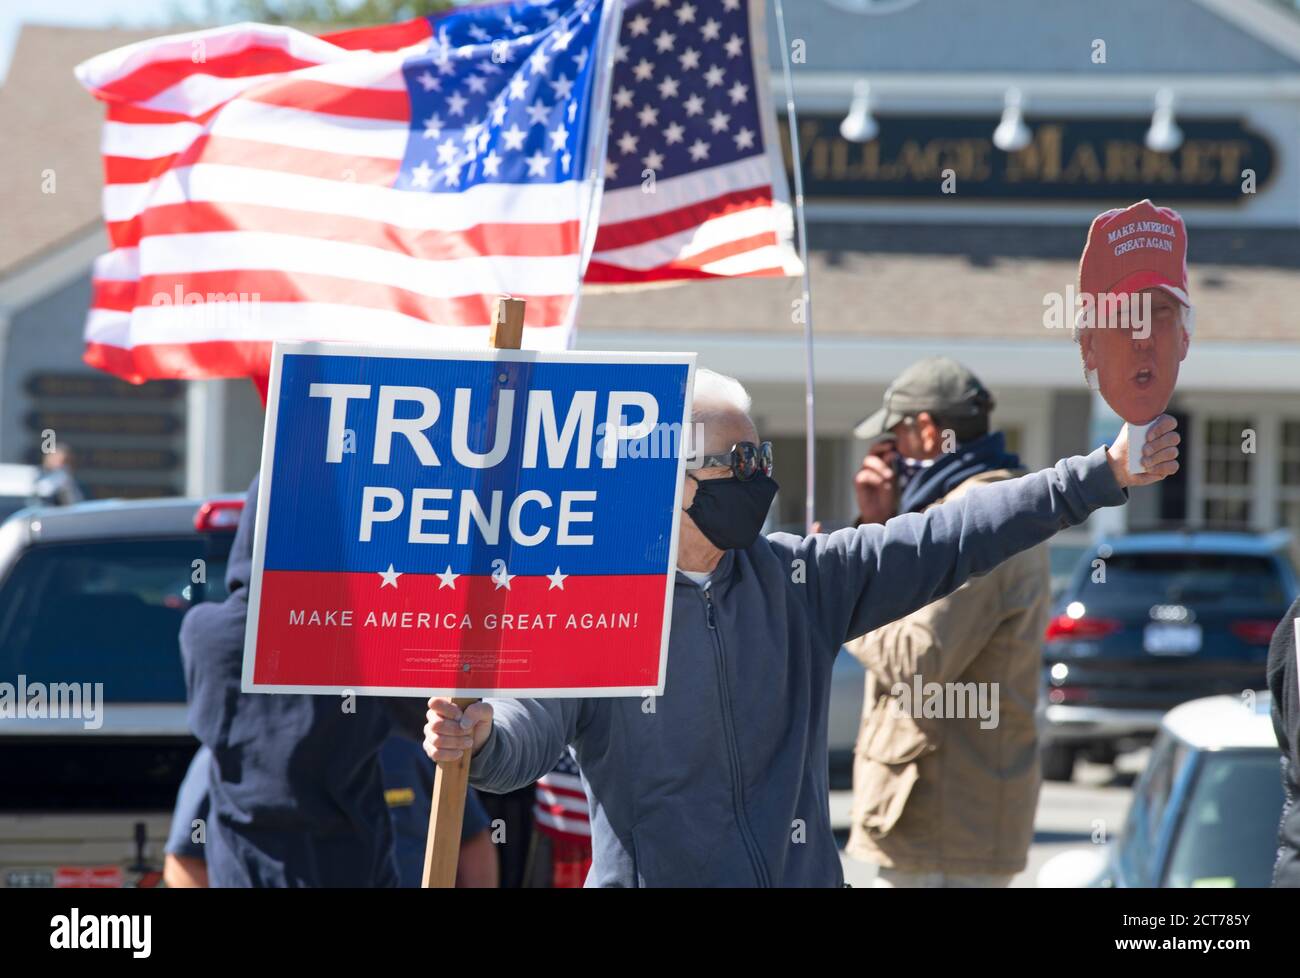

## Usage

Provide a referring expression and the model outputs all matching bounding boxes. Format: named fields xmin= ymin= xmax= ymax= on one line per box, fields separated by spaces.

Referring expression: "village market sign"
xmin=782 ymin=114 xmax=1275 ymax=202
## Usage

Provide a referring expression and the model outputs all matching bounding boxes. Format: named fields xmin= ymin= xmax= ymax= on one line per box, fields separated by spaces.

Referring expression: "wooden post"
xmin=421 ymin=295 xmax=526 ymax=888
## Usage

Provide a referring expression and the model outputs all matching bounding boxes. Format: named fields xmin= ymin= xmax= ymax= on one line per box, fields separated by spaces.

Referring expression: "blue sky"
xmin=0 ymin=0 xmax=211 ymax=82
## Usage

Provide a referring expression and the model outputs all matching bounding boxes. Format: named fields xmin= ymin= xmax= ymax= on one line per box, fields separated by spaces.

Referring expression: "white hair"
xmin=691 ymin=367 xmax=752 ymax=418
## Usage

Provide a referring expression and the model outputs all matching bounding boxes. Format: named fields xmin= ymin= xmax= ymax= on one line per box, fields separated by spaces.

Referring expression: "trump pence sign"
xmin=243 ymin=343 xmax=695 ymax=698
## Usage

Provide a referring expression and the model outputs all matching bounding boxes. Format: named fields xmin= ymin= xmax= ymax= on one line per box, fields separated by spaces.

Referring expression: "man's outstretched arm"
xmin=797 ymin=417 xmax=1178 ymax=649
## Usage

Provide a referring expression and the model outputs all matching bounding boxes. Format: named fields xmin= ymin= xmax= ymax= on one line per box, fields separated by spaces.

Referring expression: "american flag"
xmin=76 ymin=0 xmax=797 ymax=385
xmin=588 ymin=0 xmax=798 ymax=282
xmin=76 ymin=0 xmax=619 ymax=382
xmin=534 ymin=749 xmax=592 ymax=842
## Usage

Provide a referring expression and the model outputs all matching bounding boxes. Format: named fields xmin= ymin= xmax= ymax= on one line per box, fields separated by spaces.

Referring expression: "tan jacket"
xmin=844 ymin=468 xmax=1050 ymax=875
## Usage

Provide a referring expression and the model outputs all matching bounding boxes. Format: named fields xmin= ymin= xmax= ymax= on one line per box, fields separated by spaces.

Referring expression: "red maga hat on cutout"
xmin=1079 ymin=199 xmax=1190 ymax=307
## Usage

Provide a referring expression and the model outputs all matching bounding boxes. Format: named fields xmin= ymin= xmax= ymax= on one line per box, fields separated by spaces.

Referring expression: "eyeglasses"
xmin=693 ymin=441 xmax=774 ymax=481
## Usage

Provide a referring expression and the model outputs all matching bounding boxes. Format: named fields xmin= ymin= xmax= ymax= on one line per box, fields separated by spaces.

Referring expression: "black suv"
xmin=1040 ymin=531 xmax=1297 ymax=782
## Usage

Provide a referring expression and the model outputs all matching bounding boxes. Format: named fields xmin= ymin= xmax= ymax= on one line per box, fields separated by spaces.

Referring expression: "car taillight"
xmin=1044 ymin=614 xmax=1122 ymax=642
xmin=195 ymin=499 xmax=244 ymax=532
xmin=1230 ymin=619 xmax=1278 ymax=646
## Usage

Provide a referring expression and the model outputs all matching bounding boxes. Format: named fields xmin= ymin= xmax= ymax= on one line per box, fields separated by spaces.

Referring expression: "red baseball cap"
xmin=1078 ymin=199 xmax=1190 ymax=307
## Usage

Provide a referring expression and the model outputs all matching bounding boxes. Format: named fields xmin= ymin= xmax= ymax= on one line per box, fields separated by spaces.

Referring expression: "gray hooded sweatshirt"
xmin=469 ymin=448 xmax=1127 ymax=886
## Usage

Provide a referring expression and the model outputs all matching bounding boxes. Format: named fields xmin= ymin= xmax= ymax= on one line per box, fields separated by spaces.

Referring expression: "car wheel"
xmin=1041 ymin=744 xmax=1076 ymax=782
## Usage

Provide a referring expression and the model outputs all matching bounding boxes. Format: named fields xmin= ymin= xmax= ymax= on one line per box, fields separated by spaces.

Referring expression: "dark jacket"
xmin=1268 ymin=595 xmax=1300 ymax=888
xmin=180 ymin=476 xmax=424 ymax=887
xmin=470 ymin=449 xmax=1126 ymax=886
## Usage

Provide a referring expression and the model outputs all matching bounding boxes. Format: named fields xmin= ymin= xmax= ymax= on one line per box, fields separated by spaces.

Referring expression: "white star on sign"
xmin=613 ymin=85 xmax=634 ymax=109
xmin=436 ymin=137 xmax=459 ymax=164
xmin=683 ymin=93 xmax=705 ymax=116
xmin=423 ymin=113 xmax=443 ymax=139
xmin=509 ymin=74 xmax=529 ymax=100
xmin=679 ymin=47 xmax=701 ymax=71
xmin=605 ymin=158 xmax=619 ymax=179
xmin=704 ymin=64 xmax=726 ymax=88
xmin=547 ymin=567 xmax=568 ymax=590
xmin=708 ymin=110 xmax=731 ymax=133
xmin=728 ymin=81 xmax=749 ymax=105
xmin=733 ymin=126 xmax=756 ymax=151
xmin=417 ymin=71 xmax=439 ymax=92
xmin=482 ymin=149 xmax=502 ymax=177
xmin=632 ymin=58 xmax=654 ymax=82
xmin=700 ymin=17 xmax=721 ymax=41
xmin=525 ymin=150 xmax=550 ymax=177
xmin=378 ymin=564 xmax=403 ymax=588
xmin=637 ymin=104 xmax=659 ymax=127
xmin=658 ymin=75 xmax=680 ymax=99
xmin=549 ymin=123 xmax=569 ymax=150
xmin=573 ymin=47 xmax=589 ymax=72
xmin=437 ymin=565 xmax=459 ymax=589
xmin=654 ymin=30 xmax=676 ymax=53
xmin=642 ymin=148 xmax=664 ymax=171
xmin=446 ymin=91 xmax=468 ymax=116
xmin=552 ymin=28 xmax=574 ymax=50
xmin=465 ymin=74 xmax=487 ymax=94
xmin=617 ymin=131 xmax=639 ymax=155
xmin=492 ymin=567 xmax=516 ymax=590
xmin=529 ymin=48 xmax=551 ymax=74
xmin=664 ymin=121 xmax=686 ymax=145
xmin=725 ymin=33 xmax=745 ymax=59
xmin=627 ymin=14 xmax=651 ymax=36
xmin=677 ymin=3 xmax=698 ymax=25
xmin=688 ymin=138 xmax=710 ymax=162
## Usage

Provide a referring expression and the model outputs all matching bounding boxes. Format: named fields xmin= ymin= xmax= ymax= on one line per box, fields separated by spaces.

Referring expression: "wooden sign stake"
xmin=421 ymin=295 xmax=526 ymax=888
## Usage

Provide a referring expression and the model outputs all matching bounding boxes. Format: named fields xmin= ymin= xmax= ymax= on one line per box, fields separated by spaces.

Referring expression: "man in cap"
xmin=844 ymin=358 xmax=1050 ymax=887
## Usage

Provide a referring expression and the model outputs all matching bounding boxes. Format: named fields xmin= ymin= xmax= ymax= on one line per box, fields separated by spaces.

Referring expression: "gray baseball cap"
xmin=854 ymin=357 xmax=994 ymax=440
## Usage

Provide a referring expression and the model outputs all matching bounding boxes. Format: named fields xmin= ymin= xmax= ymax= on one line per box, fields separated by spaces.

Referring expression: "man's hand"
xmin=424 ymin=697 xmax=494 ymax=762
xmin=854 ymin=440 xmax=898 ymax=525
xmin=1107 ymin=414 xmax=1180 ymax=488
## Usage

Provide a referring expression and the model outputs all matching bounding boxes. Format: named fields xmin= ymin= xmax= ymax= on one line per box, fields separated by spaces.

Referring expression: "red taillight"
xmin=1044 ymin=614 xmax=1122 ymax=642
xmin=195 ymin=499 xmax=244 ymax=532
xmin=1230 ymin=619 xmax=1278 ymax=646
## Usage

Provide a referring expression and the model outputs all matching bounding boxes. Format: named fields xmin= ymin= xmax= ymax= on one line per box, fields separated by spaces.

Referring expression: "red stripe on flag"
xmin=584 ymin=260 xmax=788 ymax=284
xmin=85 ymin=338 xmax=275 ymax=383
xmin=241 ymin=79 xmax=411 ymax=120
xmin=94 ymin=272 xmax=577 ymax=327
xmin=103 ymin=133 xmax=402 ymax=186
xmin=320 ymin=17 xmax=434 ymax=51
xmin=592 ymin=185 xmax=774 ymax=252
xmin=90 ymin=46 xmax=322 ymax=103
xmin=108 ymin=200 xmax=578 ymax=258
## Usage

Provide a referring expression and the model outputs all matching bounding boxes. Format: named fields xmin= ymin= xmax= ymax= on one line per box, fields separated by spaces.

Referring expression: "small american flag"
xmin=534 ymin=749 xmax=592 ymax=842
xmin=76 ymin=0 xmax=620 ymax=382
xmin=588 ymin=0 xmax=799 ymax=282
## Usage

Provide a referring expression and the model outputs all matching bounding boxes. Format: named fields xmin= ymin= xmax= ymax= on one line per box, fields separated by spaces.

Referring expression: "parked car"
xmin=1038 ymin=693 xmax=1284 ymax=887
xmin=1040 ymin=531 xmax=1297 ymax=782
xmin=0 ymin=495 xmax=241 ymax=888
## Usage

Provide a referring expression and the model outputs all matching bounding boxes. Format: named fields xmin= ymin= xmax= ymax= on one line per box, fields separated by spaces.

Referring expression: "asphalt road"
xmin=832 ymin=752 xmax=1146 ymax=888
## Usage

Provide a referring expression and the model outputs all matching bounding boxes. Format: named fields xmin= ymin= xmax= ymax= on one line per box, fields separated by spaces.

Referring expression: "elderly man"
xmin=425 ymin=368 xmax=1180 ymax=887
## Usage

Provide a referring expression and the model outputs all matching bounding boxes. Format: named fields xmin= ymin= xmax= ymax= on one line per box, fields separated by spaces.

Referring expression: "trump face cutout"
xmin=1075 ymin=200 xmax=1193 ymax=427
xmin=1079 ymin=288 xmax=1190 ymax=426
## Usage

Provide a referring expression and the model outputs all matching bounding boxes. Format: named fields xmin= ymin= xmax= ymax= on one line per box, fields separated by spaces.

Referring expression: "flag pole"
xmin=771 ymin=0 xmax=817 ymax=534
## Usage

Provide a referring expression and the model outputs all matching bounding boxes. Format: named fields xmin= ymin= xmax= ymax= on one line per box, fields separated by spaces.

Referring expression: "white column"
xmin=185 ymin=379 xmax=227 ymax=497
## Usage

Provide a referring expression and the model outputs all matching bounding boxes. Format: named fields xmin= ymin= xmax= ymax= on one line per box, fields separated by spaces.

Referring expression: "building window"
xmin=1280 ymin=420 xmax=1300 ymax=535
xmin=1201 ymin=417 xmax=1253 ymax=529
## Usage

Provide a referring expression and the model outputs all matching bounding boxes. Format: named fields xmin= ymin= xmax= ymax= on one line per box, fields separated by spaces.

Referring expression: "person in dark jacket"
xmin=180 ymin=476 xmax=426 ymax=887
xmin=1268 ymin=595 xmax=1300 ymax=887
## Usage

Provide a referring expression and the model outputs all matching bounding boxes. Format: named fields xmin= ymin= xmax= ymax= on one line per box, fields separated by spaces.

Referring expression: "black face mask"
xmin=684 ymin=472 xmax=779 ymax=551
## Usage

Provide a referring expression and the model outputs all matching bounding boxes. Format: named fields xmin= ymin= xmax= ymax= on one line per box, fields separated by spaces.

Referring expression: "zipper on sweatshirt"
xmin=700 ymin=582 xmax=772 ymax=887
